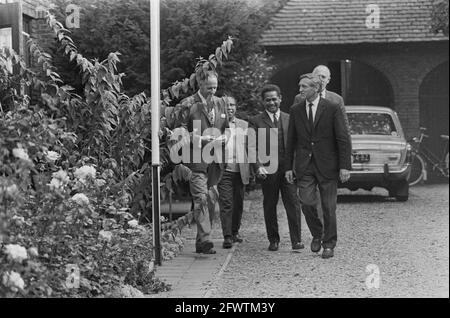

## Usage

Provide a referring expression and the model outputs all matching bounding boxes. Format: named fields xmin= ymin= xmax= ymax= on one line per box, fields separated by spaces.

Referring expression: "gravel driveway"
xmin=210 ymin=184 xmax=449 ymax=298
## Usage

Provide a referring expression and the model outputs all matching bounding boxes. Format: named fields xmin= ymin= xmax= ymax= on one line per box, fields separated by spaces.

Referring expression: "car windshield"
xmin=348 ymin=112 xmax=398 ymax=136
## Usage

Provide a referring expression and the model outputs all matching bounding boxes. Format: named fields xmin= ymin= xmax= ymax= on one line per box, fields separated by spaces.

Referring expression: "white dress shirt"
xmin=265 ymin=109 xmax=281 ymax=125
xmin=306 ymin=95 xmax=320 ymax=122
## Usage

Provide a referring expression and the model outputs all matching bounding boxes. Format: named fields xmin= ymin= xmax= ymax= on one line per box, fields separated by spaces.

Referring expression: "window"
xmin=348 ymin=112 xmax=398 ymax=136
xmin=0 ymin=27 xmax=13 ymax=72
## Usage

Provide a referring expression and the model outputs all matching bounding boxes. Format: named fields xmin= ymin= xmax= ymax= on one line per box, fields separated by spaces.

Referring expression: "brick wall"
xmin=266 ymin=41 xmax=449 ymax=139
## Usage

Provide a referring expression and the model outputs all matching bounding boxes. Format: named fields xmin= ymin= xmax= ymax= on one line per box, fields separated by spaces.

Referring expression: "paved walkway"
xmin=151 ymin=201 xmax=251 ymax=298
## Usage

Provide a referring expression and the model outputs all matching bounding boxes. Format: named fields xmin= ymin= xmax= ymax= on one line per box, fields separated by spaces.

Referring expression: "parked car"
xmin=341 ymin=106 xmax=412 ymax=201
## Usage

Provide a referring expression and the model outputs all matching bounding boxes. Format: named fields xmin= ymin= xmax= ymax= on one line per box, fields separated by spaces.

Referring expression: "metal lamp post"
xmin=150 ymin=0 xmax=162 ymax=266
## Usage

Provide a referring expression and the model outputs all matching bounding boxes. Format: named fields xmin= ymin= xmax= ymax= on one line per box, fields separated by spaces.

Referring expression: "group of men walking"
xmin=176 ymin=65 xmax=352 ymax=259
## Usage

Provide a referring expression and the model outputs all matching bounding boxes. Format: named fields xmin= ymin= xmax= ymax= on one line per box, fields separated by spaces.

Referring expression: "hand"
xmin=214 ymin=135 xmax=228 ymax=145
xmin=285 ymin=170 xmax=295 ymax=184
xmin=200 ymin=135 xmax=215 ymax=142
xmin=340 ymin=169 xmax=351 ymax=183
xmin=257 ymin=167 xmax=268 ymax=180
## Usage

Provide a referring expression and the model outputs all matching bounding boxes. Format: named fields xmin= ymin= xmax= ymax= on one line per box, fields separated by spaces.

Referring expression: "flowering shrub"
xmin=0 ymin=9 xmax=233 ymax=297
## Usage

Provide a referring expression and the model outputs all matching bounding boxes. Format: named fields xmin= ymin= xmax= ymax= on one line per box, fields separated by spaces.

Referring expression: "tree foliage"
xmin=50 ymin=0 xmax=285 ymax=115
xmin=431 ymin=0 xmax=449 ymax=36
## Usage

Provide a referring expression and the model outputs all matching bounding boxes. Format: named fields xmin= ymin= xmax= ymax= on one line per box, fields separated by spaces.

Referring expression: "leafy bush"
xmin=48 ymin=0 xmax=281 ymax=113
xmin=0 ymin=6 xmax=236 ymax=297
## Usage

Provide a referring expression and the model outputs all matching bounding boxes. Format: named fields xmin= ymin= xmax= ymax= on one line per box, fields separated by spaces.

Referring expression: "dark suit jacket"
xmin=248 ymin=110 xmax=290 ymax=174
xmin=294 ymin=90 xmax=350 ymax=129
xmin=286 ymin=97 xmax=352 ymax=180
xmin=181 ymin=92 xmax=229 ymax=186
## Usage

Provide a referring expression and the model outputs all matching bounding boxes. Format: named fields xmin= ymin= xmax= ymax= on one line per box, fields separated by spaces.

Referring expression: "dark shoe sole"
xmin=195 ymin=241 xmax=214 ymax=254
xmin=223 ymin=242 xmax=233 ymax=249
xmin=202 ymin=248 xmax=217 ymax=254
xmin=321 ymin=249 xmax=334 ymax=259
xmin=311 ymin=239 xmax=322 ymax=253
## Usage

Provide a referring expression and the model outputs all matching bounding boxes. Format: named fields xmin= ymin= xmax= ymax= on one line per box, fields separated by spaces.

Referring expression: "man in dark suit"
xmin=180 ymin=70 xmax=229 ymax=254
xmin=293 ymin=65 xmax=350 ymax=130
xmin=218 ymin=95 xmax=251 ymax=248
xmin=249 ymin=84 xmax=304 ymax=252
xmin=286 ymin=73 xmax=352 ymax=259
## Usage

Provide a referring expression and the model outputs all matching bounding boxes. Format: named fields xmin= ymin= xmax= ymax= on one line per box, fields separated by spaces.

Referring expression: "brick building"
xmin=260 ymin=0 xmax=449 ymax=154
xmin=1 ymin=0 xmax=54 ymax=69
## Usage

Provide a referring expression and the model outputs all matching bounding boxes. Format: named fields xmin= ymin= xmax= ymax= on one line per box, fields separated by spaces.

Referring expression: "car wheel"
xmin=396 ymin=194 xmax=409 ymax=202
xmin=393 ymin=180 xmax=409 ymax=202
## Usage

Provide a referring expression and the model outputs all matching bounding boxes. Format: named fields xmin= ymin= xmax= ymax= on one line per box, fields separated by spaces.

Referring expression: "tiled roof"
xmin=260 ymin=0 xmax=448 ymax=46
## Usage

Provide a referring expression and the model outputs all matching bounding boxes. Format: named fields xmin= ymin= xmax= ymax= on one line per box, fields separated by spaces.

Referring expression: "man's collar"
xmin=197 ymin=91 xmax=207 ymax=105
xmin=265 ymin=109 xmax=280 ymax=119
xmin=306 ymin=94 xmax=320 ymax=107
xmin=321 ymin=89 xmax=327 ymax=98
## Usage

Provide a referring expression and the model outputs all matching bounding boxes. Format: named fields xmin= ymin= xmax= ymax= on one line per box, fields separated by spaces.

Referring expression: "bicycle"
xmin=408 ymin=127 xmax=449 ymax=186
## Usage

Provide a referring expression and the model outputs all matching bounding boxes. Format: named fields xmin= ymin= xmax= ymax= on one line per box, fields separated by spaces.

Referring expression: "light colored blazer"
xmin=229 ymin=118 xmax=251 ymax=185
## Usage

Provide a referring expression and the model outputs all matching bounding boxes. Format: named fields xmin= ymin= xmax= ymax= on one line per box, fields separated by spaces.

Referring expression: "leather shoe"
xmin=292 ymin=242 xmax=305 ymax=251
xmin=321 ymin=248 xmax=334 ymax=259
xmin=268 ymin=242 xmax=279 ymax=251
xmin=223 ymin=237 xmax=233 ymax=249
xmin=232 ymin=234 xmax=243 ymax=243
xmin=311 ymin=238 xmax=322 ymax=253
xmin=195 ymin=240 xmax=214 ymax=254
xmin=202 ymin=248 xmax=217 ymax=254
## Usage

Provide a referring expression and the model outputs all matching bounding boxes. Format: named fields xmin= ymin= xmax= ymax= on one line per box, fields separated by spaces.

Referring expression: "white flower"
xmin=12 ymin=215 xmax=25 ymax=226
xmin=99 ymin=230 xmax=113 ymax=242
xmin=95 ymin=179 xmax=106 ymax=187
xmin=71 ymin=193 xmax=90 ymax=206
xmin=74 ymin=165 xmax=96 ymax=181
xmin=2 ymin=271 xmax=25 ymax=292
xmin=4 ymin=244 xmax=28 ymax=263
xmin=12 ymin=148 xmax=31 ymax=162
xmin=52 ymin=170 xmax=70 ymax=183
xmin=127 ymin=220 xmax=139 ymax=228
xmin=5 ymin=184 xmax=19 ymax=198
xmin=49 ymin=170 xmax=70 ymax=190
xmin=45 ymin=151 xmax=61 ymax=162
xmin=48 ymin=178 xmax=64 ymax=191
xmin=28 ymin=247 xmax=39 ymax=258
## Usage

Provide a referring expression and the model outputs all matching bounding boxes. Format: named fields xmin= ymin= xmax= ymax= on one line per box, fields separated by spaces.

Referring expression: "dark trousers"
xmin=298 ymin=161 xmax=338 ymax=249
xmin=261 ymin=170 xmax=302 ymax=245
xmin=218 ymin=171 xmax=245 ymax=238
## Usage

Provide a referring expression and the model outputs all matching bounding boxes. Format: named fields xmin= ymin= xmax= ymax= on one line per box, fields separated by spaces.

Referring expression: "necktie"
xmin=308 ymin=103 xmax=314 ymax=128
xmin=273 ymin=113 xmax=278 ymax=127
xmin=207 ymin=107 xmax=215 ymax=125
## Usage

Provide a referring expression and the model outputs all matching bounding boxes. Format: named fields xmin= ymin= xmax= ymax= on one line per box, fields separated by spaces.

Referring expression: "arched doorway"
xmin=419 ymin=61 xmax=449 ymax=159
xmin=271 ymin=59 xmax=394 ymax=112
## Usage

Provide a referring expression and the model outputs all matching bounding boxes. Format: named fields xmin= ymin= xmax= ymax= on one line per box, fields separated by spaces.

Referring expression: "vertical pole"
xmin=150 ymin=0 xmax=162 ymax=266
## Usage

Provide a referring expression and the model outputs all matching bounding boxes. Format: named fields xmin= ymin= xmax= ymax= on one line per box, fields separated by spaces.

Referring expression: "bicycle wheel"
xmin=409 ymin=153 xmax=426 ymax=186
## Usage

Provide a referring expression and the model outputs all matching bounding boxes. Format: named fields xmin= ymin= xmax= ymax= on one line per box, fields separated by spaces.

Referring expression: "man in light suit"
xmin=180 ymin=70 xmax=229 ymax=255
xmin=293 ymin=65 xmax=350 ymax=130
xmin=286 ymin=74 xmax=352 ymax=259
xmin=217 ymin=95 xmax=251 ymax=248
xmin=249 ymin=84 xmax=304 ymax=252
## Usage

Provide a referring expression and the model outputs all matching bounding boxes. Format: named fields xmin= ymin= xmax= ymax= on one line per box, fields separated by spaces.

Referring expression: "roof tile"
xmin=261 ymin=0 xmax=448 ymax=46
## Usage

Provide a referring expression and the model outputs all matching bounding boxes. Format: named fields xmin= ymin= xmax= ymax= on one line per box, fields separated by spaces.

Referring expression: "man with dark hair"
xmin=286 ymin=73 xmax=352 ymax=259
xmin=180 ymin=70 xmax=229 ymax=254
xmin=249 ymin=84 xmax=304 ymax=252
